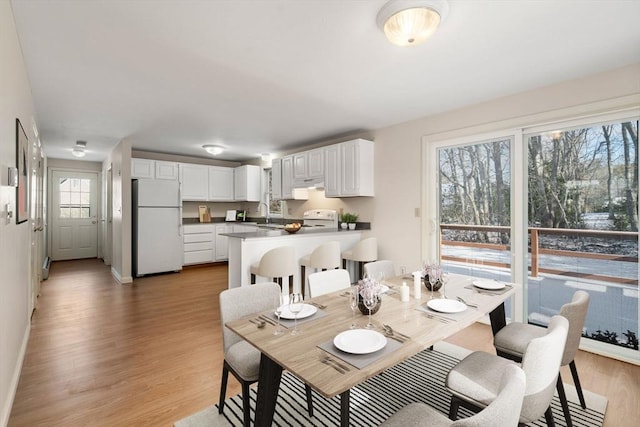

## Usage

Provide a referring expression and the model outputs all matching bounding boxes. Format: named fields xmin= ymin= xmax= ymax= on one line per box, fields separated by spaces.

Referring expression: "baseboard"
xmin=1 ymin=321 xmax=30 ymax=427
xmin=110 ymin=267 xmax=133 ymax=284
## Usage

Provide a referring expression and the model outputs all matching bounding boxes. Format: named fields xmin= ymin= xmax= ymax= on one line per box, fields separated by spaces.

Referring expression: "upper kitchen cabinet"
xmin=208 ymin=166 xmax=234 ymax=201
xmin=281 ymin=155 xmax=294 ymax=199
xmin=132 ymin=158 xmax=179 ymax=180
xmin=234 ymin=165 xmax=261 ymax=201
xmin=155 ymin=161 xmax=179 ymax=180
xmin=180 ymin=163 xmax=209 ymax=201
xmin=293 ymin=148 xmax=324 ymax=187
xmin=324 ymin=139 xmax=374 ymax=198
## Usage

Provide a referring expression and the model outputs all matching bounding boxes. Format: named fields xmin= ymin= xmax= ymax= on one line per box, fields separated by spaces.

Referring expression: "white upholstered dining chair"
xmin=363 ymin=259 xmax=396 ymax=279
xmin=218 ymin=282 xmax=313 ymax=426
xmin=381 ymin=364 xmax=526 ymax=427
xmin=446 ymin=315 xmax=569 ymax=426
xmin=493 ymin=290 xmax=590 ymax=427
xmin=307 ymin=268 xmax=351 ymax=298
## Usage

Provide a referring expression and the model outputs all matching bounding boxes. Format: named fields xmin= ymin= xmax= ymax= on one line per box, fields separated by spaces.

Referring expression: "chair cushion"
xmin=446 ymin=351 xmax=515 ymax=408
xmin=226 ymin=340 xmax=261 ymax=381
xmin=380 ymin=403 xmax=451 ymax=427
xmin=494 ymin=322 xmax=546 ymax=358
xmin=249 ymin=262 xmax=259 ymax=274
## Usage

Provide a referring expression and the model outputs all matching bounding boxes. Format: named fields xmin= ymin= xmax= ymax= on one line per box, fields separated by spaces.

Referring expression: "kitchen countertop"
xmin=221 ymin=227 xmax=362 ymax=239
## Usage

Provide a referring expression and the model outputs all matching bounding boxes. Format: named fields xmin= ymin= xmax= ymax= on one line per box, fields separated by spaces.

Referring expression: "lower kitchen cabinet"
xmin=215 ymin=224 xmax=233 ymax=261
xmin=183 ymin=224 xmax=215 ymax=265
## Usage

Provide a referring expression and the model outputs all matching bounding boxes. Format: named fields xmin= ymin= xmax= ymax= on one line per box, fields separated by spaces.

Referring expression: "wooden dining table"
xmin=225 ymin=273 xmax=517 ymax=427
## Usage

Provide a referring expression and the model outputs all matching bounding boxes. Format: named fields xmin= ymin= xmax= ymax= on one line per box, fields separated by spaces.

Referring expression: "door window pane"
xmin=58 ymin=178 xmax=92 ymax=219
xmin=526 ymin=120 xmax=638 ymax=352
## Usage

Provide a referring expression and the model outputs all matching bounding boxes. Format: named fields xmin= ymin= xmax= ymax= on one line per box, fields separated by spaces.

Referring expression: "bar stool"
xmin=250 ymin=246 xmax=297 ymax=295
xmin=299 ymin=241 xmax=341 ymax=297
xmin=341 ymin=237 xmax=377 ymax=280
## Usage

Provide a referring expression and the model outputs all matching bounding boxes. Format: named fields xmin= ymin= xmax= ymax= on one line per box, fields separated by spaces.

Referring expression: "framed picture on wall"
xmin=16 ymin=118 xmax=29 ymax=224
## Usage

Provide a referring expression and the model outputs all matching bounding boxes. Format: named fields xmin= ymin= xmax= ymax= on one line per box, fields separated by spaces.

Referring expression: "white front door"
xmin=30 ymin=139 xmax=45 ymax=312
xmin=51 ymin=171 xmax=98 ymax=260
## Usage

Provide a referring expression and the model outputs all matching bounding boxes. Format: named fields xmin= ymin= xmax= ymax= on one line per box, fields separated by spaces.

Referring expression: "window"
xmin=58 ymin=177 xmax=92 ymax=218
xmin=265 ymin=168 xmax=282 ymax=216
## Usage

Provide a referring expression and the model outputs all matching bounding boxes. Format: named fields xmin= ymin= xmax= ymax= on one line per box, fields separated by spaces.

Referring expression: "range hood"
xmin=293 ymin=177 xmax=324 ymax=189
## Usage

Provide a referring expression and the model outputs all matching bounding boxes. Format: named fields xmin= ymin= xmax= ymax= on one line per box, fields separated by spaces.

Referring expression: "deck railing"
xmin=440 ymin=224 xmax=638 ymax=286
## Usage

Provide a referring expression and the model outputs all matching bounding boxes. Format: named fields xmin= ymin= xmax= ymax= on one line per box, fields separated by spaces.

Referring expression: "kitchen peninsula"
xmin=222 ymin=227 xmax=363 ymax=293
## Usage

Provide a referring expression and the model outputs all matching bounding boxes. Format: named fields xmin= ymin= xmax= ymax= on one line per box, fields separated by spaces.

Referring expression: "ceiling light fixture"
xmin=72 ymin=140 xmax=87 ymax=158
xmin=376 ymin=0 xmax=449 ymax=47
xmin=203 ymin=144 xmax=224 ymax=155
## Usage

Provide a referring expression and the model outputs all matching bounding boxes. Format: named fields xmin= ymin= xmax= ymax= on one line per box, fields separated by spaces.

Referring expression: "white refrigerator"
xmin=132 ymin=179 xmax=183 ymax=277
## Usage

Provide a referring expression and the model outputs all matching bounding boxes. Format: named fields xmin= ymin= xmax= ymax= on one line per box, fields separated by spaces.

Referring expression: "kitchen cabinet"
xmin=183 ymin=224 xmax=215 ymax=265
xmin=338 ymin=139 xmax=375 ymax=197
xmin=180 ymin=164 xmax=209 ymax=201
xmin=131 ymin=158 xmax=155 ymax=179
xmin=132 ymin=159 xmax=179 ymax=180
xmin=323 ymin=144 xmax=341 ymax=197
xmin=155 ymin=161 xmax=179 ymax=180
xmin=281 ymin=155 xmax=294 ymax=199
xmin=234 ymin=165 xmax=261 ymax=201
xmin=208 ymin=166 xmax=234 ymax=201
xmin=215 ymin=224 xmax=233 ymax=261
xmin=293 ymin=148 xmax=324 ymax=187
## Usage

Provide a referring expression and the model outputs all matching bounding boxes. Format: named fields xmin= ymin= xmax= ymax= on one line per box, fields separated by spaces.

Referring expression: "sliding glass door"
xmin=426 ymin=114 xmax=639 ymax=361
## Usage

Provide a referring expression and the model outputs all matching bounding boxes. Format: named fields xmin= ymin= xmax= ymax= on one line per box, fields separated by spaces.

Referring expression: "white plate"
xmin=473 ymin=279 xmax=506 ymax=290
xmin=426 ymin=299 xmax=467 ymax=314
xmin=278 ymin=303 xmax=317 ymax=320
xmin=333 ymin=330 xmax=388 ymax=354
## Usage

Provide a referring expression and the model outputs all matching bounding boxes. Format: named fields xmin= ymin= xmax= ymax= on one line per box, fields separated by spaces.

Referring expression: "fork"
xmin=310 ymin=301 xmax=327 ymax=309
xmin=320 ymin=356 xmax=346 ymax=374
xmin=456 ymin=296 xmax=478 ymax=308
xmin=382 ymin=324 xmax=410 ymax=341
xmin=425 ymin=313 xmax=452 ymax=323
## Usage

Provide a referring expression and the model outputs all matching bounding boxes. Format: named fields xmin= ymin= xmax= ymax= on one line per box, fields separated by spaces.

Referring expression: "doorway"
xmin=50 ymin=170 xmax=99 ymax=260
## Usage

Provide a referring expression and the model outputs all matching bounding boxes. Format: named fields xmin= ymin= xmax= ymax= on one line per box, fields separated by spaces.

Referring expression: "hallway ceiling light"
xmin=203 ymin=144 xmax=224 ymax=155
xmin=377 ymin=0 xmax=449 ymax=47
xmin=72 ymin=140 xmax=87 ymax=158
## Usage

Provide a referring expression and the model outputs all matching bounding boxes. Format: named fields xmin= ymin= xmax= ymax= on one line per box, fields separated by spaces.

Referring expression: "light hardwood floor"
xmin=9 ymin=259 xmax=640 ymax=426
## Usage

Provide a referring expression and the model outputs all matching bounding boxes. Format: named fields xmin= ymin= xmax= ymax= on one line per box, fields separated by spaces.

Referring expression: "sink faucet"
xmin=258 ymin=201 xmax=270 ymax=224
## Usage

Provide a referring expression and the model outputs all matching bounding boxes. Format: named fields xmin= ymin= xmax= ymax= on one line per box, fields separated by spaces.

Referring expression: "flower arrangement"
xmin=357 ymin=275 xmax=382 ymax=300
xmin=422 ymin=262 xmax=443 ymax=291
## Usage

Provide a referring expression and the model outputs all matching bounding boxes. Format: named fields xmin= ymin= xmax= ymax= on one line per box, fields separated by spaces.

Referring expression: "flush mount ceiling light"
xmin=376 ymin=0 xmax=449 ymax=47
xmin=203 ymin=144 xmax=225 ymax=155
xmin=72 ymin=140 xmax=87 ymax=158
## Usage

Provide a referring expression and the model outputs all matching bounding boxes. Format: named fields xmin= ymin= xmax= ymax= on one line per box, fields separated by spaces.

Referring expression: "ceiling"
xmin=11 ymin=0 xmax=640 ymax=163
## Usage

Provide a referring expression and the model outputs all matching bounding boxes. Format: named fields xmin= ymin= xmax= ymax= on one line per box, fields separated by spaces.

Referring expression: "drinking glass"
xmin=428 ymin=267 xmax=438 ymax=300
xmin=289 ymin=293 xmax=304 ymax=335
xmin=349 ymin=287 xmax=359 ymax=329
xmin=273 ymin=294 xmax=285 ymax=335
xmin=440 ymin=272 xmax=448 ymax=299
xmin=363 ymin=295 xmax=377 ymax=329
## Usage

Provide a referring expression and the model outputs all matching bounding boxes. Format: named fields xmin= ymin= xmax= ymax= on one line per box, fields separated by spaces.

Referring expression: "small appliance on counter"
xmin=198 ymin=205 xmax=211 ymax=223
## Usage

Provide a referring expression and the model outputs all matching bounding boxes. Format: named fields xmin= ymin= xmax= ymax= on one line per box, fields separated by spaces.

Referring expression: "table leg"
xmin=340 ymin=390 xmax=350 ymax=427
xmin=489 ymin=302 xmax=506 ymax=336
xmin=255 ymin=353 xmax=283 ymax=427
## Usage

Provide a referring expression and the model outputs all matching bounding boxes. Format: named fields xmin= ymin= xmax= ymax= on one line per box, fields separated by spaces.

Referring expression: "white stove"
xmin=302 ymin=209 xmax=339 ymax=228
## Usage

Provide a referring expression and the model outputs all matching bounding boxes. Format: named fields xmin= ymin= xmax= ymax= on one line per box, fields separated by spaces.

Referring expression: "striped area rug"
xmin=175 ymin=342 xmax=607 ymax=427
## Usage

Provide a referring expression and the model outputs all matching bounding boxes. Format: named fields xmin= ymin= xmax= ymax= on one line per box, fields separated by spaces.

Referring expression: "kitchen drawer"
xmin=184 ymin=241 xmax=214 ymax=252
xmin=184 ymin=233 xmax=214 ymax=243
xmin=184 ymin=250 xmax=214 ymax=265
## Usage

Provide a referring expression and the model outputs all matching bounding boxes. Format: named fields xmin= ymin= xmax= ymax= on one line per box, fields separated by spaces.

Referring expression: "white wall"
xmin=0 ymin=2 xmax=37 ymax=424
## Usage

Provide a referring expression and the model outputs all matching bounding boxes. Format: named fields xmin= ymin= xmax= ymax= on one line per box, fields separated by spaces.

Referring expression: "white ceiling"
xmin=11 ymin=0 xmax=640 ymax=162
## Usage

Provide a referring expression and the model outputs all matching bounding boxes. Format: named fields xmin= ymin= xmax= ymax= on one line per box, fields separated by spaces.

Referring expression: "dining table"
xmin=225 ymin=273 xmax=517 ymax=427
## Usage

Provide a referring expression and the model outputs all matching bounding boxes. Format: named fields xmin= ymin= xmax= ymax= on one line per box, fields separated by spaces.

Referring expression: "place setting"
xmin=257 ymin=292 xmax=329 ymax=335
xmin=317 ymin=276 xmax=407 ymax=371
xmin=465 ymin=277 xmax=513 ymax=295
xmin=415 ymin=266 xmax=471 ymax=322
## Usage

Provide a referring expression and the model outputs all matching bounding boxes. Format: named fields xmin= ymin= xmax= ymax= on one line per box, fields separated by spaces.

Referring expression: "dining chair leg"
xmin=556 ymin=374 xmax=573 ymax=427
xmin=569 ymin=360 xmax=587 ymax=409
xmin=289 ymin=275 xmax=295 ymax=296
xmin=340 ymin=389 xmax=350 ymax=427
xmin=242 ymin=380 xmax=251 ymax=427
xmin=305 ymin=384 xmax=314 ymax=417
xmin=218 ymin=363 xmax=229 ymax=413
xmin=544 ymin=405 xmax=556 ymax=427
xmin=251 ymin=274 xmax=256 ymax=284
xmin=448 ymin=396 xmax=460 ymax=420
